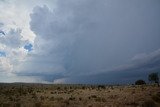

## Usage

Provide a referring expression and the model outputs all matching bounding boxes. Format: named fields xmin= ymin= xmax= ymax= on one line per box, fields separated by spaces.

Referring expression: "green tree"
xmin=148 ymin=72 xmax=159 ymax=86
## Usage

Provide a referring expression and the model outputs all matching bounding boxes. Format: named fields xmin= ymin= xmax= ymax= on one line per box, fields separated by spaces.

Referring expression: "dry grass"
xmin=0 ymin=83 xmax=160 ymax=107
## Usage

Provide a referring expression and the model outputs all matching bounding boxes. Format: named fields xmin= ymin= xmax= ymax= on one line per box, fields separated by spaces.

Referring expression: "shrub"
xmin=98 ymin=85 xmax=106 ymax=89
xmin=148 ymin=72 xmax=159 ymax=84
xmin=82 ymin=86 xmax=86 ymax=90
xmin=135 ymin=79 xmax=146 ymax=85
xmin=91 ymin=95 xmax=97 ymax=98
xmin=88 ymin=97 xmax=91 ymax=99
xmin=57 ymin=87 xmax=61 ymax=90
xmin=69 ymin=96 xmax=75 ymax=101
xmin=79 ymin=97 xmax=82 ymax=101
xmin=50 ymin=91 xmax=54 ymax=94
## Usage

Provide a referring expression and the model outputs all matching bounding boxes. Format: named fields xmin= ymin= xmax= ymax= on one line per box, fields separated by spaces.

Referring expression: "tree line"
xmin=135 ymin=72 xmax=159 ymax=86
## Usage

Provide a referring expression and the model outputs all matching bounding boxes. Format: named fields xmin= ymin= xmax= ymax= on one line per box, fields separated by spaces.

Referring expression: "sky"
xmin=0 ymin=0 xmax=160 ymax=84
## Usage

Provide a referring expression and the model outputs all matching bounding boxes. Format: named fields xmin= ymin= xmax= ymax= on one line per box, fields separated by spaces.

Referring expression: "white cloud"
xmin=53 ymin=78 xmax=66 ymax=84
xmin=0 ymin=57 xmax=13 ymax=72
xmin=0 ymin=0 xmax=38 ymax=81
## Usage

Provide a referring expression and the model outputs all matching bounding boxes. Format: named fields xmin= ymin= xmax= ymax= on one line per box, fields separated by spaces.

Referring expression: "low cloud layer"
xmin=54 ymin=49 xmax=160 ymax=84
xmin=0 ymin=0 xmax=160 ymax=84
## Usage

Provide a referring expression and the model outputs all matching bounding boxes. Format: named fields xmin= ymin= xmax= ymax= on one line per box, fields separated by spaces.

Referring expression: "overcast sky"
xmin=0 ymin=0 xmax=160 ymax=84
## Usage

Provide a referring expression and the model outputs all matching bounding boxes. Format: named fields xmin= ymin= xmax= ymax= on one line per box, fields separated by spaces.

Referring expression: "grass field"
xmin=0 ymin=83 xmax=160 ymax=107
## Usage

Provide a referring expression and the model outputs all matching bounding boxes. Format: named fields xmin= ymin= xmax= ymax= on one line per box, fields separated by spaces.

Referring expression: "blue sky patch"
xmin=0 ymin=51 xmax=6 ymax=57
xmin=24 ymin=44 xmax=33 ymax=52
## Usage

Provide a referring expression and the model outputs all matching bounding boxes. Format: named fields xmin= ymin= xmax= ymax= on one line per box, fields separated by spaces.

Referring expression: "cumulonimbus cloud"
xmin=1 ymin=0 xmax=160 ymax=84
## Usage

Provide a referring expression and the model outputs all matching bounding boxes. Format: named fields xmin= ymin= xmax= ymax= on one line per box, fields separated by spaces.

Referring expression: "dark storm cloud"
xmin=54 ymin=49 xmax=160 ymax=84
xmin=28 ymin=0 xmax=160 ymax=83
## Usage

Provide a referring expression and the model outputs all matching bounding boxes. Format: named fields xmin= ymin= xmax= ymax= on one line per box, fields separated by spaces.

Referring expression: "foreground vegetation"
xmin=0 ymin=83 xmax=160 ymax=107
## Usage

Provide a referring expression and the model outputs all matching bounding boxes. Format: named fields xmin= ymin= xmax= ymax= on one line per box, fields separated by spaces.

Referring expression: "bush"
xmin=50 ymin=91 xmax=54 ymax=94
xmin=57 ymin=87 xmax=61 ymax=90
xmin=91 ymin=95 xmax=97 ymax=98
xmin=148 ymin=72 xmax=159 ymax=84
xmin=79 ymin=97 xmax=82 ymax=101
xmin=135 ymin=79 xmax=146 ymax=85
xmin=69 ymin=96 xmax=75 ymax=101
xmin=98 ymin=85 xmax=106 ymax=89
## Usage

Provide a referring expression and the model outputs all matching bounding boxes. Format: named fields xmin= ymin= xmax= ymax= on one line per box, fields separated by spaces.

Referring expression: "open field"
xmin=0 ymin=83 xmax=160 ymax=107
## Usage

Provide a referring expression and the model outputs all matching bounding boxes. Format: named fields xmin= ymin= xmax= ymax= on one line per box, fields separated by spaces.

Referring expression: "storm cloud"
xmin=0 ymin=0 xmax=160 ymax=84
xmin=25 ymin=0 xmax=160 ymax=83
